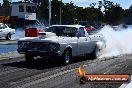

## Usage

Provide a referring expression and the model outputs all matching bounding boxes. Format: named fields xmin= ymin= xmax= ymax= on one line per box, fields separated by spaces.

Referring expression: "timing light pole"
xmin=49 ymin=0 xmax=51 ymax=26
xmin=49 ymin=0 xmax=62 ymax=25
xmin=60 ymin=0 xmax=62 ymax=25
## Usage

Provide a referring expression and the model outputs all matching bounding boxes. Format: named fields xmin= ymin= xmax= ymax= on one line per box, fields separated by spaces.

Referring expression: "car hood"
xmin=19 ymin=37 xmax=39 ymax=40
xmin=37 ymin=32 xmax=73 ymax=43
xmin=18 ymin=32 xmax=73 ymax=43
xmin=37 ymin=36 xmax=70 ymax=43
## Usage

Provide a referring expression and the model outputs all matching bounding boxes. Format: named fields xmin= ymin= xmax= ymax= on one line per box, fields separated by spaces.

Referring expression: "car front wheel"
xmin=5 ymin=33 xmax=11 ymax=40
xmin=25 ymin=53 xmax=34 ymax=64
xmin=90 ymin=46 xmax=99 ymax=59
xmin=62 ymin=49 xmax=72 ymax=65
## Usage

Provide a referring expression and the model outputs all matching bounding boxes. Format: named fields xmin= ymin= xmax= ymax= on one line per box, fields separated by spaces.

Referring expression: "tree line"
xmin=1 ymin=0 xmax=132 ymax=25
xmin=37 ymin=0 xmax=132 ymax=25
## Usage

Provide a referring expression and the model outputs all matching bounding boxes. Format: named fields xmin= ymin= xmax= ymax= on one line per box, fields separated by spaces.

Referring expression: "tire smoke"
xmin=99 ymin=25 xmax=132 ymax=58
xmin=12 ymin=28 xmax=25 ymax=40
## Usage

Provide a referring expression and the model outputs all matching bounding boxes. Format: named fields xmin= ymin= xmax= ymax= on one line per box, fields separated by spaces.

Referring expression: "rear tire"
xmin=25 ymin=53 xmax=34 ymax=64
xmin=90 ymin=46 xmax=99 ymax=59
xmin=62 ymin=49 xmax=72 ymax=65
xmin=5 ymin=33 xmax=11 ymax=40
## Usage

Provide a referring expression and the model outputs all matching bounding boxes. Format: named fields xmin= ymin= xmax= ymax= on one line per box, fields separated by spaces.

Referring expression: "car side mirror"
xmin=76 ymin=32 xmax=81 ymax=38
xmin=77 ymin=36 xmax=79 ymax=39
xmin=76 ymin=31 xmax=86 ymax=38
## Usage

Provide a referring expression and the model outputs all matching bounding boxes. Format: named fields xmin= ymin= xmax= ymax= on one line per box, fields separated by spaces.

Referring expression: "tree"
xmin=51 ymin=0 xmax=61 ymax=24
xmin=32 ymin=0 xmax=41 ymax=3
xmin=98 ymin=1 xmax=102 ymax=11
xmin=74 ymin=6 xmax=83 ymax=21
xmin=128 ymin=5 xmax=132 ymax=17
xmin=37 ymin=0 xmax=127 ymax=25
xmin=83 ymin=7 xmax=103 ymax=22
xmin=38 ymin=0 xmax=49 ymax=19
xmin=90 ymin=3 xmax=96 ymax=8
xmin=97 ymin=0 xmax=114 ymax=12
xmin=123 ymin=5 xmax=132 ymax=18
xmin=123 ymin=5 xmax=132 ymax=24
xmin=2 ymin=0 xmax=10 ymax=16
xmin=61 ymin=2 xmax=76 ymax=24
xmin=104 ymin=4 xmax=123 ymax=24
xmin=2 ymin=0 xmax=10 ymax=8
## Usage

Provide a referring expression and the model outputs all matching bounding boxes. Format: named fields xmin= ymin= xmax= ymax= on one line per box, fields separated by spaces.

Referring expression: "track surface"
xmin=0 ymin=39 xmax=17 ymax=45
xmin=0 ymin=53 xmax=132 ymax=88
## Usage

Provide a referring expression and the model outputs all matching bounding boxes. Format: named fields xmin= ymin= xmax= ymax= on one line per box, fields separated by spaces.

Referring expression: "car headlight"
xmin=50 ymin=43 xmax=60 ymax=52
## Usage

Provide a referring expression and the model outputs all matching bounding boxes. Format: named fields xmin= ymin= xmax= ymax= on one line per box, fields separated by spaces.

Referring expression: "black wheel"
xmin=90 ymin=46 xmax=99 ymax=59
xmin=62 ymin=49 xmax=72 ymax=65
xmin=5 ymin=33 xmax=11 ymax=40
xmin=80 ymin=77 xmax=86 ymax=84
xmin=25 ymin=53 xmax=34 ymax=64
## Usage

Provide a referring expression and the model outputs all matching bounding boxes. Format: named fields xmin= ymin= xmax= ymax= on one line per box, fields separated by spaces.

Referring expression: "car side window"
xmin=0 ymin=24 xmax=6 ymax=29
xmin=63 ymin=27 xmax=77 ymax=37
xmin=0 ymin=24 xmax=2 ymax=29
xmin=76 ymin=27 xmax=85 ymax=37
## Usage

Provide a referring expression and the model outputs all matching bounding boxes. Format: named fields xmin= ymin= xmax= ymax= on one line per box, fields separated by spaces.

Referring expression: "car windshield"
xmin=45 ymin=26 xmax=77 ymax=37
xmin=0 ymin=24 xmax=6 ymax=29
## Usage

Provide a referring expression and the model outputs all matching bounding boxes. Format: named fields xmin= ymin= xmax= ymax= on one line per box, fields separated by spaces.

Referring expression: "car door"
xmin=0 ymin=24 xmax=5 ymax=37
xmin=84 ymin=29 xmax=96 ymax=53
xmin=59 ymin=27 xmax=78 ymax=56
xmin=76 ymin=27 xmax=90 ymax=56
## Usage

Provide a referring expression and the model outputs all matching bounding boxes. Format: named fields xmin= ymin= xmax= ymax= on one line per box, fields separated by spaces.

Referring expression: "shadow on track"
xmin=2 ymin=57 xmax=65 ymax=70
xmin=2 ymin=56 xmax=93 ymax=70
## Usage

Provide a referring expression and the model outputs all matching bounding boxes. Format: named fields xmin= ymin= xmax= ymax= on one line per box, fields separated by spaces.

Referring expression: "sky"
xmin=0 ymin=0 xmax=132 ymax=9
xmin=63 ymin=0 xmax=132 ymax=9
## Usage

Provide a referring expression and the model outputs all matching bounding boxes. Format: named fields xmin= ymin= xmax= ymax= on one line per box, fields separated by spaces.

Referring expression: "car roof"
xmin=51 ymin=25 xmax=85 ymax=28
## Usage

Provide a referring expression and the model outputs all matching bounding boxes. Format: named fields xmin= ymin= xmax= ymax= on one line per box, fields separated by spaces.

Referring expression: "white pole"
xmin=49 ymin=0 xmax=51 ymax=26
xmin=60 ymin=0 xmax=62 ymax=25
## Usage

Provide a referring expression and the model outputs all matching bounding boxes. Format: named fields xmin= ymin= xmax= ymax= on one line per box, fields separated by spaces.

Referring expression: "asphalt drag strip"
xmin=0 ymin=54 xmax=132 ymax=88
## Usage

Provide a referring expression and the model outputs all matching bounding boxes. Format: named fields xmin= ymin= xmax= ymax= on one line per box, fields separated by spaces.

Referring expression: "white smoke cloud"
xmin=99 ymin=25 xmax=132 ymax=58
xmin=12 ymin=28 xmax=25 ymax=40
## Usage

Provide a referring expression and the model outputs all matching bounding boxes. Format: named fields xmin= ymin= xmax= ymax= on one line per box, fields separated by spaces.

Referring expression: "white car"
xmin=0 ymin=23 xmax=15 ymax=40
xmin=17 ymin=25 xmax=106 ymax=64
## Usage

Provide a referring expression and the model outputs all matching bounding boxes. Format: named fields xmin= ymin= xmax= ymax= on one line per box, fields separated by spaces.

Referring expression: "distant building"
xmin=11 ymin=2 xmax=37 ymax=21
xmin=10 ymin=2 xmax=38 ymax=27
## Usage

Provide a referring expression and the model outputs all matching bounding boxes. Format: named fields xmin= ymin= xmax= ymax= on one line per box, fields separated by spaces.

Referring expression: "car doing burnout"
xmin=17 ymin=25 xmax=106 ymax=64
xmin=0 ymin=23 xmax=15 ymax=40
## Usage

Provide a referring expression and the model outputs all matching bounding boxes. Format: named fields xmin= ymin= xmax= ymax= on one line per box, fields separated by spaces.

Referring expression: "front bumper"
xmin=26 ymin=50 xmax=60 ymax=57
xmin=17 ymin=49 xmax=26 ymax=54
